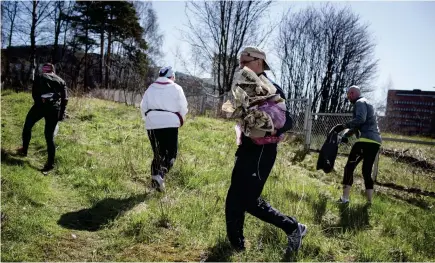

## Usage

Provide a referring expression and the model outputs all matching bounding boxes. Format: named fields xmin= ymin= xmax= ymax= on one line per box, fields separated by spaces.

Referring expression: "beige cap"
xmin=240 ymin=46 xmax=271 ymax=70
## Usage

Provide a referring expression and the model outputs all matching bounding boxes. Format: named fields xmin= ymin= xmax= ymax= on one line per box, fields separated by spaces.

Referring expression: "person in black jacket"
xmin=225 ymin=46 xmax=307 ymax=254
xmin=17 ymin=63 xmax=68 ymax=173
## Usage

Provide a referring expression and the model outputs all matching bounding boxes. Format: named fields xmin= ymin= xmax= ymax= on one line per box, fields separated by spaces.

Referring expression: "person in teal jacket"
xmin=334 ymin=85 xmax=382 ymax=204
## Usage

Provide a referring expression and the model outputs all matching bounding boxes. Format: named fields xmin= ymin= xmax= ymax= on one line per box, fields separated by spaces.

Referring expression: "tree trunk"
xmin=100 ymin=28 xmax=104 ymax=84
xmin=5 ymin=18 xmax=13 ymax=83
xmin=52 ymin=2 xmax=62 ymax=65
xmin=4 ymin=1 xmax=18 ymax=84
xmin=28 ymin=0 xmax=38 ymax=84
xmin=84 ymin=24 xmax=89 ymax=92
xmin=217 ymin=94 xmax=225 ymax=117
xmin=105 ymin=14 xmax=113 ymax=89
xmin=60 ymin=17 xmax=70 ymax=64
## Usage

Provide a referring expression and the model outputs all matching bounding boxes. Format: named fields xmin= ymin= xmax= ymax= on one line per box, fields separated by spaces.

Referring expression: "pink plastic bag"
xmin=251 ymin=134 xmax=285 ymax=145
xmin=235 ymin=101 xmax=287 ymax=145
xmin=251 ymin=100 xmax=286 ymax=145
xmin=257 ymin=101 xmax=286 ymax=129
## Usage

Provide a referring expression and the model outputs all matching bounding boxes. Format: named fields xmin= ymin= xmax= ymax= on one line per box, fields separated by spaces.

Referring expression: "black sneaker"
xmin=16 ymin=147 xmax=27 ymax=157
xmin=286 ymin=223 xmax=307 ymax=254
xmin=41 ymin=164 xmax=54 ymax=174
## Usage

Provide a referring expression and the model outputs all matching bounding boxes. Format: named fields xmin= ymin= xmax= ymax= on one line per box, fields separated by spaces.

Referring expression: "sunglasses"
xmin=239 ymin=57 xmax=260 ymax=66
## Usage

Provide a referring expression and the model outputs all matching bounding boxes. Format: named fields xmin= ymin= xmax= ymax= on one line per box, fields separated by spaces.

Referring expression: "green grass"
xmin=379 ymin=132 xmax=435 ymax=161
xmin=1 ymin=91 xmax=435 ymax=261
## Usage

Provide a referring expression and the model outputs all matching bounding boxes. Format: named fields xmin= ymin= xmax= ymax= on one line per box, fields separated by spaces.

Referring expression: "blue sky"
xmin=152 ymin=0 xmax=435 ymax=100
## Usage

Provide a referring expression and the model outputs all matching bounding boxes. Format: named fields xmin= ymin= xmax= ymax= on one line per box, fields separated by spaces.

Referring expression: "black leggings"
xmin=22 ymin=103 xmax=60 ymax=166
xmin=147 ymin=128 xmax=178 ymax=178
xmin=225 ymin=142 xmax=298 ymax=250
xmin=343 ymin=142 xmax=380 ymax=189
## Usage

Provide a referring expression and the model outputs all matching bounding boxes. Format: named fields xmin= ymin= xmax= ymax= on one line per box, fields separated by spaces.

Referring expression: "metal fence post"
xmin=306 ymin=110 xmax=313 ymax=151
xmin=372 ymin=150 xmax=380 ymax=182
xmin=200 ymin=95 xmax=206 ymax=115
xmin=304 ymin=97 xmax=312 ymax=151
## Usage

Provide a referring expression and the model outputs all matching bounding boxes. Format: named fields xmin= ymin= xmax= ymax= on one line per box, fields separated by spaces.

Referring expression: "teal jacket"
xmin=345 ymin=97 xmax=382 ymax=144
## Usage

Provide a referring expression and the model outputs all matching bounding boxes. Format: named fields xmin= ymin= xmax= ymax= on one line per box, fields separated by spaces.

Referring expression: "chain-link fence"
xmin=90 ymin=89 xmax=312 ymax=145
xmin=185 ymin=94 xmax=225 ymax=118
xmin=307 ymin=111 xmax=435 ymax=197
xmin=374 ymin=138 xmax=435 ymax=196
xmin=89 ymin=88 xmax=224 ymax=117
xmin=309 ymin=113 xmax=354 ymax=153
xmin=283 ymin=98 xmax=310 ymax=145
xmin=87 ymin=89 xmax=435 ymax=195
xmin=90 ymin=88 xmax=143 ymax=107
xmin=287 ymin=99 xmax=309 ymax=135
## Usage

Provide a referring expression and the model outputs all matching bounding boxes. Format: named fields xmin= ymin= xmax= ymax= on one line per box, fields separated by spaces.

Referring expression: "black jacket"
xmin=32 ymin=73 xmax=68 ymax=105
xmin=316 ymin=125 xmax=341 ymax=173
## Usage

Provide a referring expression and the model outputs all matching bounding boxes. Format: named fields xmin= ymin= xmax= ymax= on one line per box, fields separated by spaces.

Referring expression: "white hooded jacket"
xmin=140 ymin=77 xmax=188 ymax=130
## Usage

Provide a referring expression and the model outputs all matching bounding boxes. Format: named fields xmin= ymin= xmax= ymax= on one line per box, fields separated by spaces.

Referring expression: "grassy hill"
xmin=1 ymin=91 xmax=434 ymax=261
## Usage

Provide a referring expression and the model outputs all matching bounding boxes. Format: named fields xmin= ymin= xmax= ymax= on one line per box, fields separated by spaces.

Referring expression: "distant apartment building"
xmin=385 ymin=89 xmax=435 ymax=135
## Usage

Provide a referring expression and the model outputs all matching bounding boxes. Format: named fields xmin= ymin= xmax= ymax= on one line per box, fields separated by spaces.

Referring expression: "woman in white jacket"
xmin=140 ymin=66 xmax=188 ymax=191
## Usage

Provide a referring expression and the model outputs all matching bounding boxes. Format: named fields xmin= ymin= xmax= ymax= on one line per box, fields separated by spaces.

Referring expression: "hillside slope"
xmin=1 ymin=91 xmax=434 ymax=261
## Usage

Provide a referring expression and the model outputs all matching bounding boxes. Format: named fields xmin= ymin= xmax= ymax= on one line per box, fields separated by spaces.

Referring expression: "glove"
xmin=332 ymin=124 xmax=346 ymax=133
xmin=59 ymin=99 xmax=68 ymax=121
xmin=58 ymin=109 xmax=66 ymax=121
xmin=355 ymin=130 xmax=361 ymax=139
xmin=341 ymin=136 xmax=349 ymax=144
xmin=58 ymin=112 xmax=65 ymax=121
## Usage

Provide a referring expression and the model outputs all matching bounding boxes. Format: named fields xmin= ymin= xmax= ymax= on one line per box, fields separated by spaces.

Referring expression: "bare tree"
xmin=173 ymin=47 xmax=201 ymax=77
xmin=1 ymin=1 xmax=19 ymax=82
xmin=1 ymin=1 xmax=19 ymax=48
xmin=173 ymin=47 xmax=226 ymax=115
xmin=1 ymin=0 xmax=155 ymax=96
xmin=15 ymin=0 xmax=54 ymax=83
xmin=183 ymin=1 xmax=273 ymax=113
xmin=374 ymin=76 xmax=393 ymax=115
xmin=276 ymin=4 xmax=378 ymax=113
xmin=50 ymin=1 xmax=74 ymax=65
xmin=133 ymin=1 xmax=163 ymax=65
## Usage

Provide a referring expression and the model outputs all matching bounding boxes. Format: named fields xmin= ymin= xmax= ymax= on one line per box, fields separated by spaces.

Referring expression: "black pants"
xmin=22 ymin=103 xmax=60 ymax=166
xmin=225 ymin=141 xmax=298 ymax=250
xmin=147 ymin=128 xmax=178 ymax=178
xmin=343 ymin=142 xmax=381 ymax=189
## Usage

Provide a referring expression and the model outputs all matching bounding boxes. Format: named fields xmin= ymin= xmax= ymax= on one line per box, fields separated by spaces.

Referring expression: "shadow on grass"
xmin=312 ymin=197 xmax=328 ymax=224
xmin=391 ymin=193 xmax=433 ymax=210
xmin=285 ymin=190 xmax=328 ymax=225
xmin=284 ymin=190 xmax=306 ymax=203
xmin=281 ymin=251 xmax=298 ymax=262
xmin=203 ymin=238 xmax=235 ymax=262
xmin=322 ymin=203 xmax=370 ymax=237
xmin=1 ymin=148 xmax=42 ymax=170
xmin=376 ymin=181 xmax=435 ymax=198
xmin=284 ymin=242 xmax=336 ymax=262
xmin=58 ymin=193 xmax=149 ymax=232
xmin=291 ymin=148 xmax=309 ymax=163
xmin=1 ymin=148 xmax=26 ymax=166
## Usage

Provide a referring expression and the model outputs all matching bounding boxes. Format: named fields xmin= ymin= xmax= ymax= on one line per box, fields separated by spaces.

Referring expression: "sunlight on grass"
xmin=1 ymin=92 xmax=434 ymax=261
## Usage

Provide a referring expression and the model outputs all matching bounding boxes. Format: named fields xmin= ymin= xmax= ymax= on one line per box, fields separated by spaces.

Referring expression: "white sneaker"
xmin=337 ymin=196 xmax=349 ymax=204
xmin=151 ymin=175 xmax=165 ymax=192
